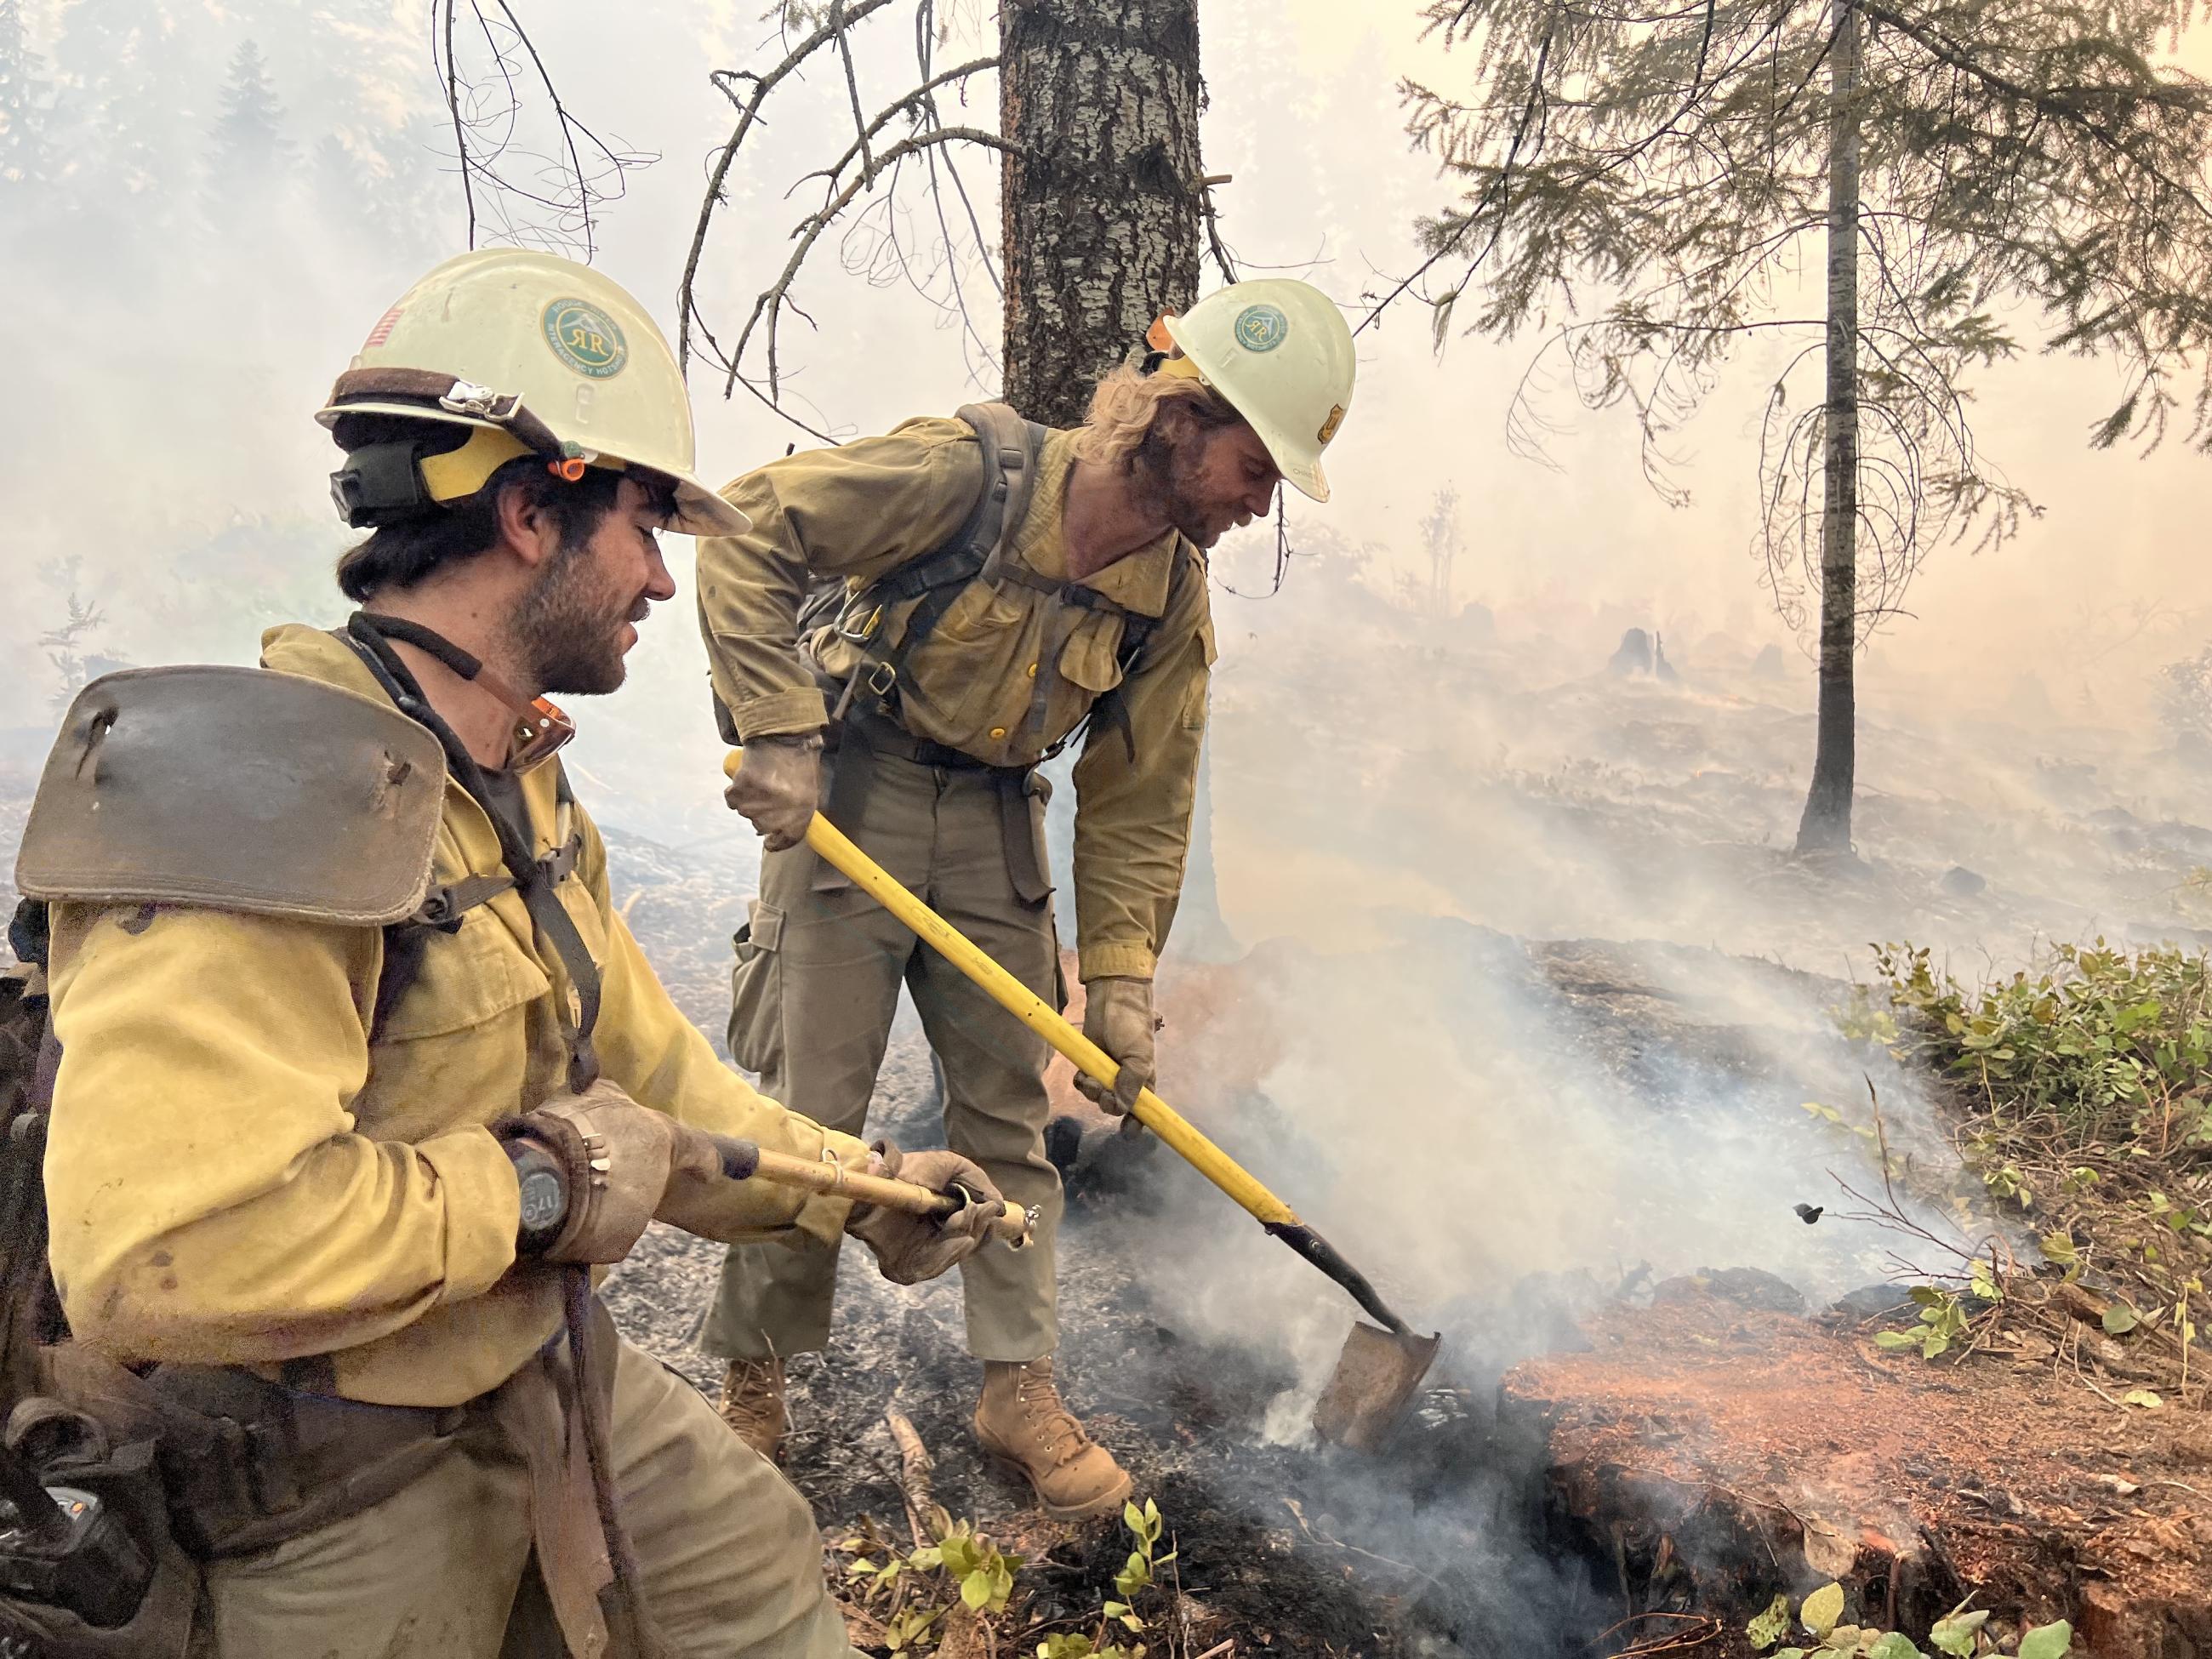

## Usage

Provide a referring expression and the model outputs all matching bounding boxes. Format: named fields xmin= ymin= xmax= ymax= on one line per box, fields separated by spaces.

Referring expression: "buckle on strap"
xmin=438 ymin=380 xmax=526 ymax=423
xmin=539 ymin=833 xmax=583 ymax=887
xmin=836 ymin=601 xmax=885 ymax=647
xmin=413 ymin=871 xmax=516 ymax=932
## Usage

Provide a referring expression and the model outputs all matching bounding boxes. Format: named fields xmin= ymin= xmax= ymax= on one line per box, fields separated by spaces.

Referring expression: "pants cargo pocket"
xmin=726 ymin=899 xmax=785 ymax=1076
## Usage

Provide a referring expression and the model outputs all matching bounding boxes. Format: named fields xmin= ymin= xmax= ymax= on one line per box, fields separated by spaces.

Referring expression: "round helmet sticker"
xmin=1233 ymin=303 xmax=1290 ymax=354
xmin=542 ymin=298 xmax=629 ymax=379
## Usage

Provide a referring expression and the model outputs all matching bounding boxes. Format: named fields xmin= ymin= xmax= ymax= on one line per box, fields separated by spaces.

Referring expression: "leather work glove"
xmin=499 ymin=1079 xmax=676 ymax=1264
xmin=1075 ymin=976 xmax=1157 ymax=1117
xmin=724 ymin=734 xmax=825 ymax=852
xmin=649 ymin=1121 xmax=787 ymax=1246
xmin=845 ymin=1142 xmax=1005 ymax=1286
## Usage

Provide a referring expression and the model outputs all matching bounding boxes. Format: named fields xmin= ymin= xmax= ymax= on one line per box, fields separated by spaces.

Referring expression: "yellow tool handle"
xmin=723 ymin=751 xmax=1299 ymax=1229
xmin=748 ymin=1146 xmax=1035 ymax=1247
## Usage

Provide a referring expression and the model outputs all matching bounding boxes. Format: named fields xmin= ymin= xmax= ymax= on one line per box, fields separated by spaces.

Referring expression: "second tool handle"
xmin=699 ymin=1132 xmax=1033 ymax=1247
xmin=719 ymin=749 xmax=1297 ymax=1230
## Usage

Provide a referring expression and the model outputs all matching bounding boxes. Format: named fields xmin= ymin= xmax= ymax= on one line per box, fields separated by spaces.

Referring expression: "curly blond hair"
xmin=1070 ymin=363 xmax=1245 ymax=470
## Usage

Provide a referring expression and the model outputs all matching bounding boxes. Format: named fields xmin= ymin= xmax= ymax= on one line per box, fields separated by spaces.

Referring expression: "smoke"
xmin=10 ymin=3 xmax=2212 ymax=1650
xmin=8 ymin=0 xmax=2211 ymax=756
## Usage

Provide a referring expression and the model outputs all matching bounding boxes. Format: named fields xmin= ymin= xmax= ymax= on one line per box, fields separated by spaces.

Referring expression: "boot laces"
xmin=721 ymin=1359 xmax=784 ymax=1422
xmin=1016 ymin=1367 xmax=1095 ymax=1467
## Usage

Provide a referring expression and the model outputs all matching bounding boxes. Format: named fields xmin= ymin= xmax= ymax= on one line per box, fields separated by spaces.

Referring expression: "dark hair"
xmin=334 ymin=454 xmax=633 ymax=602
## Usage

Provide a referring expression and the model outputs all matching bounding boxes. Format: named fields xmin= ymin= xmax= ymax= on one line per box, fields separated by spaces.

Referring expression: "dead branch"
xmin=679 ymin=0 xmax=903 ymax=374
xmin=1282 ymin=1497 xmax=1443 ymax=1591
xmin=680 ymin=1 xmax=1012 ymax=438
xmin=1592 ymin=1611 xmax=1725 ymax=1656
xmin=1199 ymin=173 xmax=1240 ymax=285
xmin=721 ymin=125 xmax=1018 ymax=410
xmin=833 ymin=1 xmax=879 ymax=190
xmin=429 ymin=0 xmax=653 ymax=259
xmin=884 ymin=1408 xmax=951 ymax=1547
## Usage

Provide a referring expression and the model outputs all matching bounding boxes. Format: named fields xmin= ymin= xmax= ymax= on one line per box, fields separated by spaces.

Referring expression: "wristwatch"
xmin=504 ymin=1135 xmax=571 ymax=1254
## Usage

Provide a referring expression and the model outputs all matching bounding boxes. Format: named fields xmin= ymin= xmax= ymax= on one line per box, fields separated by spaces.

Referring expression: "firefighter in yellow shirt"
xmin=698 ymin=282 xmax=1357 ymax=1518
xmin=18 ymin=250 xmax=1003 ymax=1659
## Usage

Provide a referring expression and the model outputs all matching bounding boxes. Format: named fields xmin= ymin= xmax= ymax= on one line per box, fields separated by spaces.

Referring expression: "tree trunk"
xmin=999 ymin=0 xmax=1203 ymax=428
xmin=1795 ymin=0 xmax=1862 ymax=856
xmin=1003 ymin=0 xmax=1237 ymax=962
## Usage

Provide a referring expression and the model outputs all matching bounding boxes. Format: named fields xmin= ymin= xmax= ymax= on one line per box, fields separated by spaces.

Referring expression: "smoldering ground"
xmin=572 ymin=550 xmax=2212 ymax=1654
xmin=597 ymin=898 xmax=1986 ymax=1653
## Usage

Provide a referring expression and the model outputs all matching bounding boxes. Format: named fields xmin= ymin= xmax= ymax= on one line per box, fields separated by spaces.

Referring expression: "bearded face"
xmin=1132 ymin=404 xmax=1283 ymax=549
xmin=510 ymin=478 xmax=671 ymax=695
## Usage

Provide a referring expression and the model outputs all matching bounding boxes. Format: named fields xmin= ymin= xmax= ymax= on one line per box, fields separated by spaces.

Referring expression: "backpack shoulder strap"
xmin=827 ymin=407 xmax=1049 ymax=724
xmin=1 ymin=903 xmax=63 ymax=1396
xmin=955 ymin=401 xmax=1047 ymax=585
xmin=1056 ymin=540 xmax=1200 ymax=769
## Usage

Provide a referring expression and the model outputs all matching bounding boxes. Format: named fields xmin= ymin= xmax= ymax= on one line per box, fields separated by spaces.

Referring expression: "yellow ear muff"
xmin=418 ymin=425 xmax=536 ymax=504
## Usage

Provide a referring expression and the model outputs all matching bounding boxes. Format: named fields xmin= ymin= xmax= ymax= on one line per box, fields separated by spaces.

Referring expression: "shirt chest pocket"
xmin=379 ymin=908 xmax=551 ymax=1040
xmin=1058 ymin=613 xmax=1130 ymax=697
xmin=909 ymin=580 xmax=1042 ymax=736
xmin=367 ymin=907 xmax=554 ymax=1133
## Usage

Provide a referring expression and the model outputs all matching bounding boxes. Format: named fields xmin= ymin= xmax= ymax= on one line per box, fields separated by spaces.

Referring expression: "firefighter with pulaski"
xmin=700 ymin=282 xmax=1357 ymax=1517
xmin=8 ymin=250 xmax=1006 ymax=1657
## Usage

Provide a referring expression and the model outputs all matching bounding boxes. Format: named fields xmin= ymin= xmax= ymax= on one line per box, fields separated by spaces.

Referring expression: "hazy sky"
xmin=4 ymin=0 xmax=2209 ymax=733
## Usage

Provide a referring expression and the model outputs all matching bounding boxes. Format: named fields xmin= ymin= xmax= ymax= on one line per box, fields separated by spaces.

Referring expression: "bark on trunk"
xmin=1795 ymin=0 xmax=1862 ymax=855
xmin=1001 ymin=0 xmax=1235 ymax=959
xmin=999 ymin=0 xmax=1204 ymax=429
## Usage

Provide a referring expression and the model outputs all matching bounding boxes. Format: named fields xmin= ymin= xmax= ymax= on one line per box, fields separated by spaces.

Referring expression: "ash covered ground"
xmin=595 ymin=899 xmax=1977 ymax=1656
xmin=11 ymin=595 xmax=2212 ymax=1650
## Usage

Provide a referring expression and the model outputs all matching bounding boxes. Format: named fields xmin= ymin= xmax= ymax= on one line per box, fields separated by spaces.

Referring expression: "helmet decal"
xmin=362 ymin=304 xmax=404 ymax=350
xmin=1232 ymin=303 xmax=1289 ymax=354
xmin=541 ymin=298 xmax=629 ymax=379
xmin=1317 ymin=403 xmax=1346 ymax=446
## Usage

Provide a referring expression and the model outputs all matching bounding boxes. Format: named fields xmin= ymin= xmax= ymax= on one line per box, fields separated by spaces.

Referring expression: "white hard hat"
xmin=1159 ymin=278 xmax=1354 ymax=503
xmin=318 ymin=248 xmax=749 ymax=538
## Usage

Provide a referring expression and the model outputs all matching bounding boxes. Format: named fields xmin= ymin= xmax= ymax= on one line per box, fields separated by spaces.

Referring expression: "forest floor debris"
xmin=1504 ymin=1289 xmax=2212 ymax=1659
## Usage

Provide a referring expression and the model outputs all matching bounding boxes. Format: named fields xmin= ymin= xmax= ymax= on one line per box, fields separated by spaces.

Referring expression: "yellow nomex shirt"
xmin=42 ymin=623 xmax=866 ymax=1407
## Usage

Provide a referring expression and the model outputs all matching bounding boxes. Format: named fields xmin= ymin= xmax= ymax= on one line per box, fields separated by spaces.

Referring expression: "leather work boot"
xmin=973 ymin=1357 xmax=1133 ymax=1521
xmin=716 ymin=1358 xmax=788 ymax=1463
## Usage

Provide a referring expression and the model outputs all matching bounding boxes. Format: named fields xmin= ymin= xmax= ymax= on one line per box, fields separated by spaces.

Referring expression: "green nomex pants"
xmin=703 ymin=749 xmax=1063 ymax=1365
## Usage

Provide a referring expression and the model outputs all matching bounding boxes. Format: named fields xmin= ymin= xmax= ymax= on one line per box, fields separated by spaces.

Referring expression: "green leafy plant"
xmin=1748 ymin=1584 xmax=2071 ymax=1659
xmin=1748 ymin=1593 xmax=1793 ymax=1649
xmin=1873 ymin=1284 xmax=1978 ymax=1360
xmin=1848 ymin=941 xmax=2212 ymax=1401
xmin=1874 ymin=942 xmax=2212 ymax=1151
xmin=842 ymin=1520 xmax=1025 ymax=1650
xmin=1035 ymin=1635 xmax=1140 ymax=1659
xmin=1927 ymin=1607 xmax=1990 ymax=1656
xmin=844 ymin=1501 xmax=1177 ymax=1658
xmin=1103 ymin=1498 xmax=1174 ymax=1635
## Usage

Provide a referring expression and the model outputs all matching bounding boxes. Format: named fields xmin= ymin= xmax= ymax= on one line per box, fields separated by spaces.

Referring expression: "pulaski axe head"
xmin=1312 ymin=1322 xmax=1442 ymax=1451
